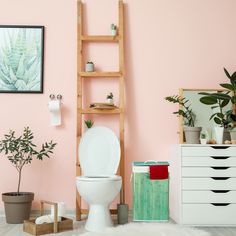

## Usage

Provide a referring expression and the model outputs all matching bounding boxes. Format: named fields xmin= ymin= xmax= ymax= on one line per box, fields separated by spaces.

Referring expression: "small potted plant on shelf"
xmin=199 ymin=91 xmax=233 ymax=144
xmin=85 ymin=61 xmax=94 ymax=72
xmin=107 ymin=92 xmax=114 ymax=104
xmin=111 ymin=24 xmax=117 ymax=36
xmin=84 ymin=119 xmax=94 ymax=130
xmin=200 ymin=132 xmax=207 ymax=145
xmin=0 ymin=127 xmax=57 ymax=224
xmin=165 ymin=95 xmax=202 ymax=144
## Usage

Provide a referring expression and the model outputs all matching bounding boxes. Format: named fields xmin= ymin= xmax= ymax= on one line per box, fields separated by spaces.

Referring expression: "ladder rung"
xmin=81 ymin=35 xmax=120 ymax=42
xmin=79 ymin=108 xmax=122 ymax=114
xmin=79 ymin=72 xmax=122 ymax=77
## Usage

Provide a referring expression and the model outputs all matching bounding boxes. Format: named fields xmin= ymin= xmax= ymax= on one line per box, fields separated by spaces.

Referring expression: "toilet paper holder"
xmin=49 ymin=94 xmax=62 ymax=100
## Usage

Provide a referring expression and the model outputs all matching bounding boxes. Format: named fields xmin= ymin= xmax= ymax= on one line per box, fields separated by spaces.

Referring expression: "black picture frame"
xmin=0 ymin=25 xmax=44 ymax=93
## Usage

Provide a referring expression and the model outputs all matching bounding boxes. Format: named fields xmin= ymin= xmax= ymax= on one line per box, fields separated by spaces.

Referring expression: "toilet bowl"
xmin=76 ymin=126 xmax=122 ymax=232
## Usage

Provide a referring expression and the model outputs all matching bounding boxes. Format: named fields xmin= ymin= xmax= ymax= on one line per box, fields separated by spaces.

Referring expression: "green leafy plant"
xmin=165 ymin=95 xmax=196 ymax=127
xmin=0 ymin=127 xmax=57 ymax=195
xmin=0 ymin=28 xmax=42 ymax=91
xmin=111 ymin=24 xmax=117 ymax=30
xmin=199 ymin=91 xmax=233 ymax=128
xmin=107 ymin=92 xmax=114 ymax=100
xmin=221 ymin=68 xmax=236 ymax=118
xmin=200 ymin=133 xmax=207 ymax=139
xmin=84 ymin=119 xmax=94 ymax=129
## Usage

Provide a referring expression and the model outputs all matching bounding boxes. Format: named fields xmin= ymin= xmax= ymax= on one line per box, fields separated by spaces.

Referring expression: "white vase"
xmin=111 ymin=29 xmax=117 ymax=36
xmin=200 ymin=139 xmax=207 ymax=145
xmin=107 ymin=98 xmax=114 ymax=104
xmin=214 ymin=127 xmax=224 ymax=144
xmin=85 ymin=63 xmax=94 ymax=72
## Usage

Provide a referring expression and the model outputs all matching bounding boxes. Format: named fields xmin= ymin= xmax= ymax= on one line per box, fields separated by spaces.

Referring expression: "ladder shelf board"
xmin=81 ymin=35 xmax=120 ymax=42
xmin=79 ymin=71 xmax=122 ymax=77
xmin=79 ymin=108 xmax=122 ymax=114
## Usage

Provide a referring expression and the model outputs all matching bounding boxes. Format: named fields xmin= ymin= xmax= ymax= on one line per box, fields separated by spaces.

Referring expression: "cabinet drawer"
xmin=182 ymin=167 xmax=236 ymax=177
xmin=182 ymin=178 xmax=236 ymax=190
xmin=182 ymin=146 xmax=236 ymax=157
xmin=182 ymin=190 xmax=236 ymax=203
xmin=182 ymin=156 xmax=236 ymax=167
xmin=182 ymin=204 xmax=236 ymax=225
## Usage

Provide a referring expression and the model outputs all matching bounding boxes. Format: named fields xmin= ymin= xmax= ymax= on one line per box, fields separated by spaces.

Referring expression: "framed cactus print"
xmin=0 ymin=25 xmax=44 ymax=93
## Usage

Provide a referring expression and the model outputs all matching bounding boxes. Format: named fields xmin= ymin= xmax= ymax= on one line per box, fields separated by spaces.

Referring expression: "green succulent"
xmin=84 ymin=119 xmax=94 ymax=129
xmin=0 ymin=28 xmax=42 ymax=91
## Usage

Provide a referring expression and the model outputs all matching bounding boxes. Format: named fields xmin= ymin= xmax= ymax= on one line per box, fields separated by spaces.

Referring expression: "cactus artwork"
xmin=0 ymin=26 xmax=44 ymax=93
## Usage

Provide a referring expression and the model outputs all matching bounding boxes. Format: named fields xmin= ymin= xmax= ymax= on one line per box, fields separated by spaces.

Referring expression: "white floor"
xmin=1 ymin=215 xmax=236 ymax=236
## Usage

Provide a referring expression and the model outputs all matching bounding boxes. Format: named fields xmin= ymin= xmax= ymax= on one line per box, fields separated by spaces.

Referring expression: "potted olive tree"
xmin=0 ymin=127 xmax=56 ymax=224
xmin=165 ymin=95 xmax=202 ymax=144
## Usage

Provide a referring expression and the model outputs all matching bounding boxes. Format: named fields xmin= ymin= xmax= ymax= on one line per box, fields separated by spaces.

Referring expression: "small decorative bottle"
xmin=85 ymin=61 xmax=94 ymax=72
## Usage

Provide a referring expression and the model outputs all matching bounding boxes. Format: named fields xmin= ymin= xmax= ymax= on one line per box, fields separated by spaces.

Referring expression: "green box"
xmin=132 ymin=162 xmax=169 ymax=221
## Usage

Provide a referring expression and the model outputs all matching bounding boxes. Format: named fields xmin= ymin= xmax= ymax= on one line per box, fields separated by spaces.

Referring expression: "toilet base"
xmin=85 ymin=204 xmax=113 ymax=232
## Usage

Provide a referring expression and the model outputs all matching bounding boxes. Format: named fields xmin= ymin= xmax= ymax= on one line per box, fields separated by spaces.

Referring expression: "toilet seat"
xmin=77 ymin=175 xmax=121 ymax=182
xmin=79 ymin=126 xmax=121 ymax=176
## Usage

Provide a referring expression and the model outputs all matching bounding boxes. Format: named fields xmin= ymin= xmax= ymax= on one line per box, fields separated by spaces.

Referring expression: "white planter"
xmin=200 ymin=139 xmax=207 ymax=145
xmin=111 ymin=29 xmax=117 ymax=36
xmin=107 ymin=98 xmax=114 ymax=104
xmin=214 ymin=127 xmax=224 ymax=144
xmin=85 ymin=63 xmax=94 ymax=72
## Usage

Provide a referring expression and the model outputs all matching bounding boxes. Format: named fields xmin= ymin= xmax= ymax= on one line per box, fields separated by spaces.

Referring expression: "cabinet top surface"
xmin=178 ymin=144 xmax=236 ymax=147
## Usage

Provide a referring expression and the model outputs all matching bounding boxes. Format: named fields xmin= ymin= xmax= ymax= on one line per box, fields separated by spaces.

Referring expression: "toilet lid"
xmin=79 ymin=126 xmax=120 ymax=176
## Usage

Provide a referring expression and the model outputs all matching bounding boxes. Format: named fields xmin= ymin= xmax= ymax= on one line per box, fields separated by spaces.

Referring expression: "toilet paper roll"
xmin=35 ymin=215 xmax=61 ymax=224
xmin=51 ymin=202 xmax=66 ymax=217
xmin=48 ymin=100 xmax=61 ymax=126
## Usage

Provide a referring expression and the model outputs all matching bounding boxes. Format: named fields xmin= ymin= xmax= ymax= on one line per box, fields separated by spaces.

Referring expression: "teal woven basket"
xmin=132 ymin=162 xmax=169 ymax=221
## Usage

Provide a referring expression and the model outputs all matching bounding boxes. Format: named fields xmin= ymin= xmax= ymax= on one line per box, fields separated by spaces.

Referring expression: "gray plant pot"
xmin=230 ymin=128 xmax=236 ymax=140
xmin=223 ymin=130 xmax=231 ymax=142
xmin=2 ymin=192 xmax=34 ymax=224
xmin=184 ymin=127 xmax=202 ymax=144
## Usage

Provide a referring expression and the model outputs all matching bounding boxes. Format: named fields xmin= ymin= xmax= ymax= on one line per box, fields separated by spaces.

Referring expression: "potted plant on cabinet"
xmin=200 ymin=132 xmax=207 ymax=145
xmin=165 ymin=95 xmax=202 ymax=144
xmin=0 ymin=127 xmax=57 ymax=224
xmin=220 ymin=68 xmax=236 ymax=140
xmin=199 ymin=91 xmax=232 ymax=144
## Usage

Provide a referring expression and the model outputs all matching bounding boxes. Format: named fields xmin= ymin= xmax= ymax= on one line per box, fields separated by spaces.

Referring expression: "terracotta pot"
xmin=2 ymin=192 xmax=34 ymax=224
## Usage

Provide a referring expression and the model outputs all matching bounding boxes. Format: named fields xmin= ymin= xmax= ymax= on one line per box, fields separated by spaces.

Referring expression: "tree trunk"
xmin=17 ymin=169 xmax=22 ymax=195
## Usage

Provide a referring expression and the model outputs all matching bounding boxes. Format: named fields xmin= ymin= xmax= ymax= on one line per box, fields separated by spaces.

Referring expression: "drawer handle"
xmin=211 ymin=190 xmax=230 ymax=193
xmin=211 ymin=177 xmax=230 ymax=180
xmin=210 ymin=156 xmax=230 ymax=159
xmin=211 ymin=146 xmax=230 ymax=149
xmin=211 ymin=203 xmax=230 ymax=206
xmin=211 ymin=167 xmax=230 ymax=170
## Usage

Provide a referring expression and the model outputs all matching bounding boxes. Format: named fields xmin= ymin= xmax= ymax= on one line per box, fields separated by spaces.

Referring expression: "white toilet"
xmin=76 ymin=126 xmax=122 ymax=232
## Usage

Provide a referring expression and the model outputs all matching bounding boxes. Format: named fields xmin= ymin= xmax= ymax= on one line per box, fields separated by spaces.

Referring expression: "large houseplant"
xmin=165 ymin=95 xmax=202 ymax=144
xmin=0 ymin=127 xmax=56 ymax=223
xmin=220 ymin=68 xmax=236 ymax=139
xmin=199 ymin=91 xmax=232 ymax=143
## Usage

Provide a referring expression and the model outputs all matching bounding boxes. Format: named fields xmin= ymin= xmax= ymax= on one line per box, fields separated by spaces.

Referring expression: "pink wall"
xmin=1 ymin=0 xmax=236 ymax=210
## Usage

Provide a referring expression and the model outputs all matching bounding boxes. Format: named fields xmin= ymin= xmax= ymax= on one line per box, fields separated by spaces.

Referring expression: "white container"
xmin=85 ymin=63 xmax=94 ymax=72
xmin=111 ymin=29 xmax=117 ymax=36
xmin=200 ymin=139 xmax=207 ymax=145
xmin=214 ymin=127 xmax=224 ymax=144
xmin=107 ymin=98 xmax=114 ymax=104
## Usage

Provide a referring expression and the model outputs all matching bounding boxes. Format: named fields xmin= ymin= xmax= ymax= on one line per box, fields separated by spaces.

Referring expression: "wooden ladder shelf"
xmin=76 ymin=0 xmax=125 ymax=220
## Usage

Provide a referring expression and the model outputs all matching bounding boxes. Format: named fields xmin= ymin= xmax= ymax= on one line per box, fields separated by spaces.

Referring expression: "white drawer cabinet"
xmin=170 ymin=145 xmax=236 ymax=226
